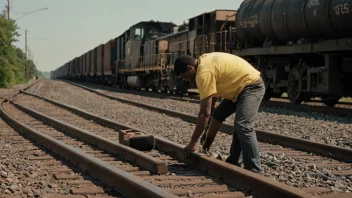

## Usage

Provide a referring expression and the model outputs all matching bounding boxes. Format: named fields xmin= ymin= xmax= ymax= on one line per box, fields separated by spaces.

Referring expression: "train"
xmin=51 ymin=0 xmax=352 ymax=107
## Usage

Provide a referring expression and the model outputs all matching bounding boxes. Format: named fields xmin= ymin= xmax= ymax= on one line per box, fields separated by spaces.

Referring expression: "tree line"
xmin=0 ymin=10 xmax=46 ymax=88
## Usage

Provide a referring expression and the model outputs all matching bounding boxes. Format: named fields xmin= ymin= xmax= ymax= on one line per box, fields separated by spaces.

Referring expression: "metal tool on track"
xmin=119 ymin=129 xmax=156 ymax=151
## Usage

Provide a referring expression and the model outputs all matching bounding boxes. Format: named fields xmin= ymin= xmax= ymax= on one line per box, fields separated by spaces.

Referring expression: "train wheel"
xmin=287 ymin=68 xmax=304 ymax=104
xmin=321 ymin=96 xmax=340 ymax=107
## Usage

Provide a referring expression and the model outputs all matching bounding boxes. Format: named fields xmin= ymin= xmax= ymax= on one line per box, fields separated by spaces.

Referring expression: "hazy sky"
xmin=1 ymin=0 xmax=241 ymax=72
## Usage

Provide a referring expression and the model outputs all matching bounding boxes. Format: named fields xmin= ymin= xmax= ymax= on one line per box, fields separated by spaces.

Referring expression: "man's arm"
xmin=184 ymin=71 xmax=217 ymax=158
xmin=183 ymin=95 xmax=213 ymax=158
xmin=190 ymin=95 xmax=214 ymax=144
xmin=200 ymin=97 xmax=218 ymax=145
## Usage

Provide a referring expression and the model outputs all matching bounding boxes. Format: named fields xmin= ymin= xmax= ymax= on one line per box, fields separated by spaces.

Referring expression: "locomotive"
xmin=51 ymin=0 xmax=352 ymax=107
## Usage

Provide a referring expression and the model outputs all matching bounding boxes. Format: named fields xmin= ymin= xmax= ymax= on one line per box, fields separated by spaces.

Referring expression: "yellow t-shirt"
xmin=196 ymin=52 xmax=261 ymax=102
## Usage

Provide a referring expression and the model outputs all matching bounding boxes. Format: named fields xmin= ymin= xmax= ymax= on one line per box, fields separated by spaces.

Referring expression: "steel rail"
xmin=170 ymin=96 xmax=352 ymax=117
xmin=0 ymin=100 xmax=177 ymax=198
xmin=63 ymin=82 xmax=352 ymax=163
xmin=11 ymin=99 xmax=167 ymax=174
xmin=19 ymin=90 xmax=316 ymax=198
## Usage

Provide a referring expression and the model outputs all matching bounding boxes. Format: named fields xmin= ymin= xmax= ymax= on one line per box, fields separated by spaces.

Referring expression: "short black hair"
xmin=174 ymin=55 xmax=195 ymax=75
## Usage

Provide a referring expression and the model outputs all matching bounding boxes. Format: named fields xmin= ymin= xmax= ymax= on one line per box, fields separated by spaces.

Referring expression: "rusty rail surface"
xmin=12 ymin=98 xmax=167 ymax=174
xmin=0 ymin=100 xmax=177 ymax=198
xmin=155 ymin=137 xmax=314 ymax=198
xmin=20 ymin=90 xmax=316 ymax=198
xmin=62 ymin=82 xmax=352 ymax=163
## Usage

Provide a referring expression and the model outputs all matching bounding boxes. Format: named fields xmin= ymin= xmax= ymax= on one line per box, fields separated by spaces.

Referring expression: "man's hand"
xmin=183 ymin=141 xmax=197 ymax=159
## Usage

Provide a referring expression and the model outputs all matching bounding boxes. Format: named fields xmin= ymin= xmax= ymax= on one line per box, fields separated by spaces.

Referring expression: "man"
xmin=173 ymin=52 xmax=265 ymax=173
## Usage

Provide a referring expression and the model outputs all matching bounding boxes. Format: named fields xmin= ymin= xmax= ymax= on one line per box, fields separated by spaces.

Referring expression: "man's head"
xmin=174 ymin=55 xmax=197 ymax=80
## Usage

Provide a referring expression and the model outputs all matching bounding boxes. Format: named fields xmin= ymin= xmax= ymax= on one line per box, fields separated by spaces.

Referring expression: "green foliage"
xmin=35 ymin=70 xmax=50 ymax=79
xmin=0 ymin=12 xmax=44 ymax=88
xmin=0 ymin=57 xmax=15 ymax=88
xmin=0 ymin=14 xmax=19 ymax=56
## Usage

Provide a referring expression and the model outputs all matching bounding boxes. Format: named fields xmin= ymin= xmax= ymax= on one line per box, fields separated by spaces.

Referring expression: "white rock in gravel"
xmin=5 ymin=178 xmax=13 ymax=183
xmin=1 ymin=171 xmax=7 ymax=178
xmin=278 ymin=176 xmax=286 ymax=182
xmin=3 ymin=189 xmax=11 ymax=194
xmin=7 ymin=171 xmax=14 ymax=178
xmin=8 ymin=185 xmax=17 ymax=192
xmin=22 ymin=186 xmax=32 ymax=194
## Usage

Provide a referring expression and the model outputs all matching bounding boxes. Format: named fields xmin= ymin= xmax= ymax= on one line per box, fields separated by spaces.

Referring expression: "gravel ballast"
xmin=0 ymin=117 xmax=111 ymax=197
xmin=22 ymin=79 xmax=352 ymax=193
xmin=67 ymin=81 xmax=352 ymax=149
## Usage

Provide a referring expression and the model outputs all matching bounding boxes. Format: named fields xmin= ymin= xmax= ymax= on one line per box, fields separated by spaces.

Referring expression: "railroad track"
xmin=0 ymin=82 xmax=122 ymax=197
xmin=66 ymin=81 xmax=352 ymax=117
xmin=168 ymin=96 xmax=352 ymax=118
xmin=0 ymin=116 xmax=120 ymax=197
xmin=279 ymin=97 xmax=352 ymax=107
xmin=64 ymin=82 xmax=352 ymax=161
xmin=187 ymin=89 xmax=352 ymax=108
xmin=14 ymin=97 xmax=314 ymax=197
xmin=9 ymin=82 xmax=350 ymax=197
xmin=0 ymin=81 xmax=339 ymax=197
xmin=1 ymin=82 xmax=174 ymax=197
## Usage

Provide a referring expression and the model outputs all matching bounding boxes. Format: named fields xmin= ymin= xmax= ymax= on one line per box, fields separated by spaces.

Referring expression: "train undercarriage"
xmin=114 ymin=70 xmax=189 ymax=94
xmin=249 ymin=53 xmax=352 ymax=107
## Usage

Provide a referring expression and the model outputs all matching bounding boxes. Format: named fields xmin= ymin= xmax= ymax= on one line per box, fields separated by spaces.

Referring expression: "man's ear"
xmin=187 ymin=65 xmax=195 ymax=73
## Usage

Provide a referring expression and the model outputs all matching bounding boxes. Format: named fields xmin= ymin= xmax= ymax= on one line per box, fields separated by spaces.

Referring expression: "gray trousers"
xmin=212 ymin=78 xmax=265 ymax=173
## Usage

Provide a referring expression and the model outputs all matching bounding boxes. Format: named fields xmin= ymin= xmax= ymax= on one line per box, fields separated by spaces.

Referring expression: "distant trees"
xmin=0 ymin=11 xmax=44 ymax=88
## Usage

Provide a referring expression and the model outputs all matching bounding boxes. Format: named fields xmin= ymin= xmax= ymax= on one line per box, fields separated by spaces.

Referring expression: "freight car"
xmin=232 ymin=0 xmax=352 ymax=106
xmin=52 ymin=1 xmax=352 ymax=107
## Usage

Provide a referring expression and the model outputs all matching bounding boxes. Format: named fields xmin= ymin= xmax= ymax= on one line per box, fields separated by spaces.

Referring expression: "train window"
xmin=134 ymin=28 xmax=144 ymax=40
